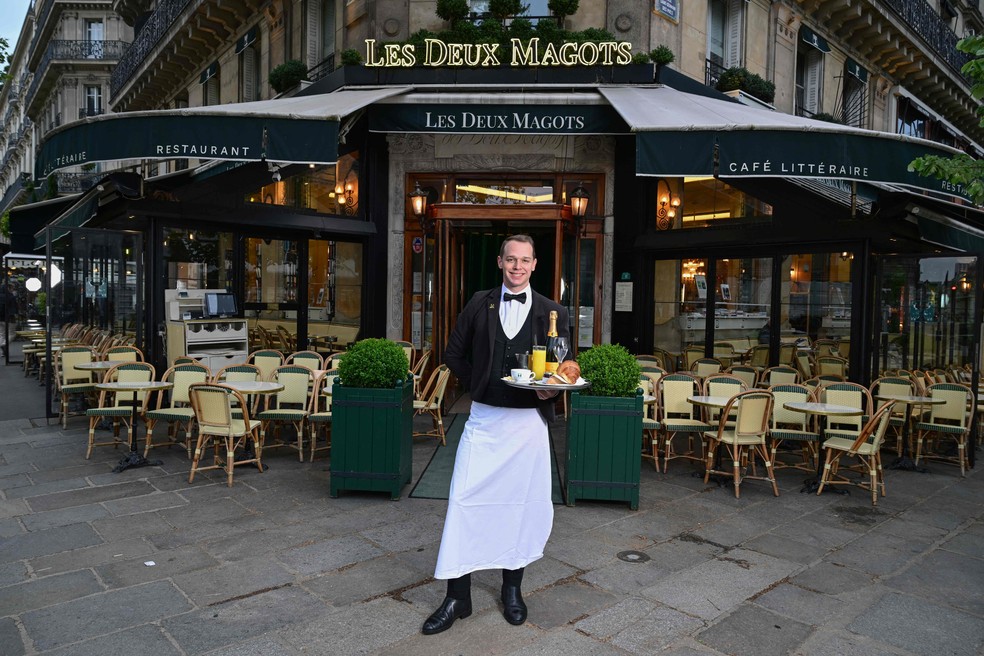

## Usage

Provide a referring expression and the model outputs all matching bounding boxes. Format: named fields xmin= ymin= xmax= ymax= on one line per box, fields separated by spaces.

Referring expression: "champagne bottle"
xmin=545 ymin=310 xmax=559 ymax=375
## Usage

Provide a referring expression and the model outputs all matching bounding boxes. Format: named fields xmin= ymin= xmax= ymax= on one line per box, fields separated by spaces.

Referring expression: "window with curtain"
xmin=84 ymin=85 xmax=102 ymax=117
xmin=795 ymin=44 xmax=823 ymax=117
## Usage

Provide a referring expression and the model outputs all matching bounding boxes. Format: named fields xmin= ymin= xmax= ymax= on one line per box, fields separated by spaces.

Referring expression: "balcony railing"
xmin=0 ymin=174 xmax=30 ymax=213
xmin=26 ymin=40 xmax=129 ymax=108
xmin=111 ymin=0 xmax=195 ymax=98
xmin=79 ymin=108 xmax=106 ymax=119
xmin=307 ymin=54 xmax=337 ymax=82
xmin=880 ymin=0 xmax=973 ymax=80
xmin=46 ymin=113 xmax=62 ymax=133
xmin=29 ymin=0 xmax=55 ymax=56
xmin=704 ymin=59 xmax=727 ymax=89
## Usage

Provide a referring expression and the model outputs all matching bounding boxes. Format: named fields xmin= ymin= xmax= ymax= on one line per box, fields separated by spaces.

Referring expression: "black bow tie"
xmin=503 ymin=292 xmax=527 ymax=304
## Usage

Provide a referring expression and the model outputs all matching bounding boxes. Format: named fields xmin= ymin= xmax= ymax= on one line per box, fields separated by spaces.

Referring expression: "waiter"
xmin=422 ymin=234 xmax=570 ymax=635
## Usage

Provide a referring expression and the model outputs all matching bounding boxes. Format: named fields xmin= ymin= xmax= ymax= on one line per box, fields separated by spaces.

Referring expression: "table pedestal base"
xmin=113 ymin=451 xmax=162 ymax=473
xmin=800 ymin=478 xmax=849 ymax=495
xmin=888 ymin=456 xmax=929 ymax=473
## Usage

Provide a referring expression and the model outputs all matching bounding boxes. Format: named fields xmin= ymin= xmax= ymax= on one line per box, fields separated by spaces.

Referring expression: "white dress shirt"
xmin=499 ymin=284 xmax=532 ymax=339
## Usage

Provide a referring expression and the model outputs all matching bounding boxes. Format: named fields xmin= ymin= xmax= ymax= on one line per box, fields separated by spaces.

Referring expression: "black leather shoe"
xmin=422 ymin=596 xmax=472 ymax=635
xmin=501 ymin=585 xmax=527 ymax=625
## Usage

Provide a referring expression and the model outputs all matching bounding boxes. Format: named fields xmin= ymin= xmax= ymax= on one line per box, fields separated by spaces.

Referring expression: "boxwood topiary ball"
xmin=337 ymin=338 xmax=409 ymax=389
xmin=576 ymin=343 xmax=641 ymax=397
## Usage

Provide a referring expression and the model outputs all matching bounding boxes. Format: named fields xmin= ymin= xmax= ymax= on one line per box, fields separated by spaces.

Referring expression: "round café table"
xmin=216 ymin=380 xmax=284 ymax=466
xmin=75 ymin=360 xmax=128 ymax=382
xmin=783 ymin=401 xmax=862 ymax=494
xmin=95 ymin=380 xmax=173 ymax=473
xmin=874 ymin=394 xmax=946 ymax=473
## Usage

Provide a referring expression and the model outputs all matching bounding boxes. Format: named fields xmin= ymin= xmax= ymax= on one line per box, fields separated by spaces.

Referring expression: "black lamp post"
xmin=569 ymin=184 xmax=590 ymax=351
xmin=409 ymin=182 xmax=430 ymax=351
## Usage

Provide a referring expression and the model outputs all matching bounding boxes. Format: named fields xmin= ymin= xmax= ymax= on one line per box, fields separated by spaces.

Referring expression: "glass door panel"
xmin=712 ymin=257 xmax=772 ymax=362
xmin=244 ymin=237 xmax=299 ymax=351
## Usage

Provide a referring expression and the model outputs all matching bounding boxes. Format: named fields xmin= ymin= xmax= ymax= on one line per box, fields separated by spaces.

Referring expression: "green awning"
xmin=846 ymin=58 xmax=868 ymax=83
xmin=800 ymin=26 xmax=831 ymax=53
xmin=918 ymin=216 xmax=984 ymax=254
xmin=598 ymin=86 xmax=973 ymax=204
xmin=35 ymin=87 xmax=411 ymax=179
xmin=235 ymin=26 xmax=258 ymax=54
xmin=199 ymin=61 xmax=218 ymax=84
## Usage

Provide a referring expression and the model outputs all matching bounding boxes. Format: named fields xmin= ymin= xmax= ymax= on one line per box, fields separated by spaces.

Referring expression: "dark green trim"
xmin=845 ymin=57 xmax=868 ymax=83
xmin=800 ymin=26 xmax=830 ymax=53
xmin=369 ymin=104 xmax=627 ymax=135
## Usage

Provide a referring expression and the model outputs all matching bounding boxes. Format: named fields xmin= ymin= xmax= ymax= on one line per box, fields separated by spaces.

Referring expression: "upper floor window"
xmin=85 ymin=19 xmax=104 ymax=58
xmin=201 ymin=61 xmax=219 ymax=106
xmin=707 ymin=0 xmax=744 ymax=70
xmin=841 ymin=59 xmax=867 ymax=128
xmin=795 ymin=26 xmax=828 ymax=117
xmin=306 ymin=0 xmax=336 ymax=72
xmin=237 ymin=27 xmax=260 ymax=102
xmin=84 ymin=85 xmax=102 ymax=117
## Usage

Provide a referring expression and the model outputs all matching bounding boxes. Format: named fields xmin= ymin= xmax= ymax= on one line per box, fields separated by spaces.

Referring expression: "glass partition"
xmin=162 ymin=228 xmax=233 ymax=290
xmin=307 ymin=239 xmax=363 ymax=352
xmin=712 ymin=256 xmax=772 ymax=361
xmin=779 ymin=252 xmax=853 ymax=345
xmin=244 ymin=237 xmax=299 ymax=351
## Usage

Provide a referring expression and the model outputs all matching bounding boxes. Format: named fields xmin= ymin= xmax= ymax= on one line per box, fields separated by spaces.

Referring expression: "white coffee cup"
xmin=511 ymin=368 xmax=535 ymax=383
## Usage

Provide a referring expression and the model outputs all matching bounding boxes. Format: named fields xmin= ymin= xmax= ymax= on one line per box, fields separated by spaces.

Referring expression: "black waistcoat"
xmin=475 ymin=309 xmax=538 ymax=409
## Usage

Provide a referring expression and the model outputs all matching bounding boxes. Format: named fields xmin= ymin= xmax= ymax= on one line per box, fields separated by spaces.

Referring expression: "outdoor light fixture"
xmin=335 ymin=171 xmax=358 ymax=216
xmin=570 ymin=184 xmax=589 ymax=218
xmin=655 ymin=178 xmax=680 ymax=231
xmin=409 ymin=182 xmax=431 ymax=230
xmin=271 ymin=167 xmax=282 ymax=183
xmin=25 ymin=277 xmax=41 ymax=292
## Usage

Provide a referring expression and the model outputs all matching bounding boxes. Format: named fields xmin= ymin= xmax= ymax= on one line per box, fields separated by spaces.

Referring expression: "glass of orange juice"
xmin=530 ymin=346 xmax=547 ymax=380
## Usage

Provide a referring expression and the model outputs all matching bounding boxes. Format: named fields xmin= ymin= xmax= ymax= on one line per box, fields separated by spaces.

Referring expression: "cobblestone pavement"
xmin=0 ymin=357 xmax=982 ymax=655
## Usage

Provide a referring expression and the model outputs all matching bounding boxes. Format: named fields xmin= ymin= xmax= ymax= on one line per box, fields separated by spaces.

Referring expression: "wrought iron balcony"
xmin=704 ymin=59 xmax=727 ymax=89
xmin=307 ymin=54 xmax=337 ymax=83
xmin=880 ymin=0 xmax=973 ymax=80
xmin=0 ymin=174 xmax=30 ymax=214
xmin=110 ymin=0 xmax=194 ymax=98
xmin=79 ymin=108 xmax=106 ymax=119
xmin=26 ymin=40 xmax=129 ymax=109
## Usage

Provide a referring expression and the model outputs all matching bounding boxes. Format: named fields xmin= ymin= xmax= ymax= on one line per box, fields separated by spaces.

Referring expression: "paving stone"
xmin=172 ymin=556 xmax=295 ymax=606
xmin=27 ymin=480 xmax=156 ymax=512
xmin=276 ymin=534 xmax=385 ymax=576
xmin=768 ymin=516 xmax=861 ymax=550
xmin=581 ymin=509 xmax=668 ymax=548
xmin=741 ymin=532 xmax=828 ymax=565
xmin=0 ymin=461 xmax=39 ymax=478
xmin=789 ymin=561 xmax=873 ymax=596
xmin=280 ymin=597 xmax=426 ymax=655
xmin=302 ymin=554 xmax=430 ymax=606
xmin=640 ymin=548 xmax=799 ymax=621
xmin=44 ymin=623 xmax=182 ymax=656
xmin=30 ymin=537 xmax=155 ymax=576
xmin=544 ymin=530 xmax=621 ymax=571
xmin=0 ymin=522 xmax=103 ymax=564
xmin=868 ymin=515 xmax=950 ymax=542
xmin=199 ymin=520 xmax=329 ymax=563
xmin=848 ymin=591 xmax=984 ymax=656
xmin=360 ymin=513 xmax=446 ymax=552
xmin=29 ymin=462 xmax=117 ymax=484
xmin=199 ymin=635 xmax=302 ymax=656
xmin=697 ymin=603 xmax=813 ymax=656
xmin=21 ymin=580 xmax=193 ymax=651
xmin=0 ymin=616 xmax=26 ymax=655
xmin=376 ymin=605 xmax=539 ymax=656
xmin=155 ymin=497 xmax=251 ymax=527
xmin=0 ymin=473 xmax=32 ymax=490
xmin=0 ymin=569 xmax=103 ymax=616
xmin=0 ymin=498 xmax=31 ymax=519
xmin=521 ymin=580 xmax=617 ymax=630
xmin=6 ymin=477 xmax=95 ymax=500
xmin=21 ymin=502 xmax=110 ymax=531
xmin=896 ymin=497 xmax=982 ymax=531
xmin=688 ymin=512 xmax=778 ymax=548
xmin=95 ymin=544 xmax=220 ymax=588
xmin=509 ymin=629 xmax=634 ymax=655
xmin=0 ymin=517 xmax=25 ymax=538
xmin=794 ymin=628 xmax=913 ymax=656
xmin=103 ymin=490 xmax=190 ymax=516
xmin=89 ymin=511 xmax=175 ymax=542
xmin=753 ymin=582 xmax=843 ymax=625
xmin=884 ymin=548 xmax=984 ymax=616
xmin=827 ymin=531 xmax=934 ymax=576
xmin=940 ymin=529 xmax=984 ymax=559
xmin=576 ymin=597 xmax=705 ymax=654
xmin=0 ymin=560 xmax=29 ymax=587
xmin=657 ymin=644 xmax=728 ymax=656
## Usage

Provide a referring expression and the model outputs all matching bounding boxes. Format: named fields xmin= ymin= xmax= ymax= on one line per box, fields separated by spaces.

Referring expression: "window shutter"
xmin=307 ymin=0 xmax=322 ymax=70
xmin=242 ymin=47 xmax=256 ymax=102
xmin=726 ymin=0 xmax=743 ymax=67
xmin=206 ymin=77 xmax=219 ymax=106
xmin=805 ymin=51 xmax=822 ymax=114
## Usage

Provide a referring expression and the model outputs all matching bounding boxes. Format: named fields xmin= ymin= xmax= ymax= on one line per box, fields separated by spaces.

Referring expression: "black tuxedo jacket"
xmin=445 ymin=287 xmax=571 ymax=422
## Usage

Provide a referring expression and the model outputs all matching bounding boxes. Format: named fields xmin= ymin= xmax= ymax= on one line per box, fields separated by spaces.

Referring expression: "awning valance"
xmin=845 ymin=57 xmax=868 ymax=83
xmin=800 ymin=26 xmax=831 ymax=53
xmin=598 ymin=86 xmax=972 ymax=204
xmin=235 ymin=26 xmax=258 ymax=54
xmin=199 ymin=61 xmax=218 ymax=84
xmin=35 ymin=86 xmax=411 ymax=179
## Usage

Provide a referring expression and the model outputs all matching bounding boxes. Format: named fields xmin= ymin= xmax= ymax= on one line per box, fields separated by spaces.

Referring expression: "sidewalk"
xmin=0 ymin=355 xmax=982 ymax=655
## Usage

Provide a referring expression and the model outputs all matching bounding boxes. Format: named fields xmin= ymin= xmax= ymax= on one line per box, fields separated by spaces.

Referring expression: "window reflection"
xmin=680 ymin=177 xmax=772 ymax=227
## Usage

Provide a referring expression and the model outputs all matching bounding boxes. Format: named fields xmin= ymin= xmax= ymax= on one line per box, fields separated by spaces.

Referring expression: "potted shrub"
xmin=715 ymin=66 xmax=775 ymax=104
xmin=566 ymin=343 xmax=643 ymax=509
xmin=649 ymin=44 xmax=674 ymax=83
xmin=269 ymin=59 xmax=308 ymax=95
xmin=330 ymin=338 xmax=413 ymax=499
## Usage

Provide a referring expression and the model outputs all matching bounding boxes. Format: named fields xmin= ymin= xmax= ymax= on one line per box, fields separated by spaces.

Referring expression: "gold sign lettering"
xmin=364 ymin=38 xmax=633 ymax=68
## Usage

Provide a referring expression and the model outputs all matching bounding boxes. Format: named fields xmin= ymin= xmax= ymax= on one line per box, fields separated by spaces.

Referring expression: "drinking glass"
xmin=530 ymin=346 xmax=546 ymax=380
xmin=553 ymin=337 xmax=569 ymax=364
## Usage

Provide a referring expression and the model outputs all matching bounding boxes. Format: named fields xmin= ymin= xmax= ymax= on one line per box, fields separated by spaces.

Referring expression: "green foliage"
xmin=648 ymin=45 xmax=675 ymax=65
xmin=268 ymin=59 xmax=308 ymax=93
xmin=811 ymin=112 xmax=842 ymax=124
xmin=576 ymin=27 xmax=616 ymax=43
xmin=715 ymin=67 xmax=775 ymax=104
xmin=45 ymin=176 xmax=58 ymax=200
xmin=488 ymin=0 xmax=526 ymax=21
xmin=340 ymin=48 xmax=363 ymax=66
xmin=0 ymin=210 xmax=10 ymax=238
xmin=576 ymin=343 xmax=641 ymax=397
xmin=533 ymin=18 xmax=565 ymax=45
xmin=338 ymin=338 xmax=409 ymax=389
xmin=35 ymin=292 xmax=46 ymax=315
xmin=910 ymin=35 xmax=984 ymax=205
xmin=548 ymin=0 xmax=580 ymax=20
xmin=436 ymin=0 xmax=470 ymax=24
xmin=630 ymin=52 xmax=650 ymax=65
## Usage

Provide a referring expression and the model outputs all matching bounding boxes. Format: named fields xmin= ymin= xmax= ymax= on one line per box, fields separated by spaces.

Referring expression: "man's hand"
xmin=536 ymin=388 xmax=560 ymax=400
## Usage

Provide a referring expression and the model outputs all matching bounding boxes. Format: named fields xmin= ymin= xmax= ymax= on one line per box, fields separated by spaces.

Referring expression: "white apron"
xmin=433 ymin=401 xmax=554 ymax=579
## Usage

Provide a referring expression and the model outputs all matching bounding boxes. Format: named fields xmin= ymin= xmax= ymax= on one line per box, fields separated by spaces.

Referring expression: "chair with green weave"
xmin=257 ymin=365 xmax=314 ymax=461
xmin=85 ymin=362 xmax=156 ymax=459
xmin=144 ymin=363 xmax=210 ymax=458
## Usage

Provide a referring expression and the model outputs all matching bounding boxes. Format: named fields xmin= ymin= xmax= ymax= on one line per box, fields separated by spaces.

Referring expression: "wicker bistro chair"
xmin=256 ymin=365 xmax=315 ymax=461
xmin=56 ymin=346 xmax=96 ymax=428
xmin=869 ymin=376 xmax=916 ymax=454
xmin=286 ymin=350 xmax=324 ymax=373
xmin=728 ymin=365 xmax=758 ymax=390
xmin=767 ymin=384 xmax=820 ymax=472
xmin=747 ymin=344 xmax=770 ymax=373
xmin=414 ymin=365 xmax=452 ymax=445
xmin=703 ymin=390 xmax=778 ymax=499
xmin=639 ymin=377 xmax=661 ymax=470
xmin=188 ymin=383 xmax=263 ymax=487
xmin=914 ymin=383 xmax=976 ymax=476
xmin=813 ymin=339 xmax=840 ymax=358
xmin=816 ymin=402 xmax=894 ymax=504
xmin=794 ymin=351 xmax=814 ymax=381
xmin=143 ymin=364 xmax=211 ymax=458
xmin=683 ymin=345 xmax=705 ymax=371
xmin=703 ymin=374 xmax=747 ymax=428
xmin=410 ymin=348 xmax=432 ymax=395
xmin=105 ymin=345 xmax=144 ymax=362
xmin=85 ymin=362 xmax=156 ymax=460
xmin=761 ymin=365 xmax=798 ymax=388
xmin=247 ymin=349 xmax=284 ymax=381
xmin=712 ymin=342 xmax=736 ymax=370
xmin=778 ymin=343 xmax=797 ymax=367
xmin=656 ymin=373 xmax=710 ymax=473
xmin=690 ymin=357 xmax=723 ymax=379
xmin=395 ymin=340 xmax=415 ymax=369
xmin=821 ymin=382 xmax=873 ymax=443
xmin=816 ymin=356 xmax=849 ymax=379
xmin=308 ymin=370 xmax=338 ymax=461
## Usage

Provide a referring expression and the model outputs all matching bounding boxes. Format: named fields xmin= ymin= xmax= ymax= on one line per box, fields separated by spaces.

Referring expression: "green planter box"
xmin=566 ymin=392 xmax=644 ymax=510
xmin=329 ymin=377 xmax=413 ymax=500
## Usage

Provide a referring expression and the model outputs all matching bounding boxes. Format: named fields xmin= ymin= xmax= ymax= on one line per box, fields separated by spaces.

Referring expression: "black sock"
xmin=446 ymin=573 xmax=471 ymax=601
xmin=502 ymin=567 xmax=524 ymax=589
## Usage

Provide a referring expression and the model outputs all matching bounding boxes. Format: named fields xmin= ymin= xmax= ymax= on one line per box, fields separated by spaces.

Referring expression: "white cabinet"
xmin=166 ymin=320 xmax=249 ymax=373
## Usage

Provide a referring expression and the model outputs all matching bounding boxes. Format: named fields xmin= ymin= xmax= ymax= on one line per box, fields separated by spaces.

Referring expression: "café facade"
xmin=16 ymin=36 xmax=984 ymax=395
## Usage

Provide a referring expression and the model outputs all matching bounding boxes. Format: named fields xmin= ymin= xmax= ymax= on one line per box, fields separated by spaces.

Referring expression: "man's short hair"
xmin=500 ymin=234 xmax=536 ymax=258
